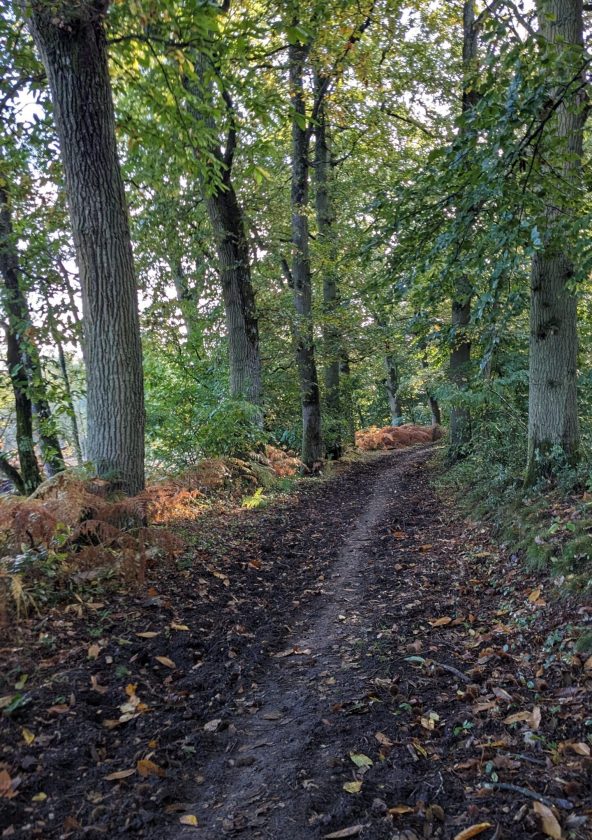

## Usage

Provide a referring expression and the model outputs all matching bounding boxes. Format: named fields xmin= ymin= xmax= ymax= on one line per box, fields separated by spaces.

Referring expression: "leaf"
xmin=137 ymin=758 xmax=166 ymax=778
xmin=533 ymin=802 xmax=562 ymax=839
xmin=528 ymin=588 xmax=541 ymax=603
xmin=179 ymin=814 xmax=199 ymax=826
xmin=0 ymin=770 xmax=17 ymax=799
xmin=324 ymin=827 xmax=364 ymax=839
xmin=429 ymin=616 xmax=453 ymax=626
xmin=388 ymin=804 xmax=414 ymax=815
xmin=349 ymin=752 xmax=373 ymax=768
xmin=342 ymin=780 xmax=363 ymax=793
xmin=374 ymin=732 xmax=394 ymax=747
xmin=21 ymin=728 xmax=35 ymax=745
xmin=454 ymin=825 xmax=493 ymax=840
xmin=87 ymin=644 xmax=100 ymax=659
xmin=48 ymin=704 xmax=70 ymax=714
xmin=32 ymin=792 xmax=47 ymax=802
xmin=203 ymin=718 xmax=222 ymax=733
xmin=104 ymin=769 xmax=135 ymax=781
xmin=155 ymin=656 xmax=176 ymax=669
xmin=504 ymin=707 xmax=540 ymax=728
xmin=171 ymin=623 xmax=189 ymax=631
xmin=569 ymin=742 xmax=591 ymax=756
xmin=583 ymin=654 xmax=592 ymax=671
xmin=136 ymin=631 xmax=160 ymax=638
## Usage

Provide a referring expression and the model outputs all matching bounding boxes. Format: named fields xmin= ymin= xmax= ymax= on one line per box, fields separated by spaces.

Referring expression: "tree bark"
xmin=27 ymin=0 xmax=145 ymax=495
xmin=0 ymin=184 xmax=42 ymax=492
xmin=206 ymin=186 xmax=262 ymax=405
xmin=289 ymin=41 xmax=324 ymax=468
xmin=0 ymin=452 xmax=26 ymax=495
xmin=525 ymin=0 xmax=584 ymax=482
xmin=340 ymin=351 xmax=356 ymax=447
xmin=449 ymin=0 xmax=478 ymax=459
xmin=186 ymin=53 xmax=263 ymax=407
xmin=314 ymin=73 xmax=341 ymax=459
xmin=0 ymin=183 xmax=65 ymax=477
xmin=385 ymin=352 xmax=403 ymax=426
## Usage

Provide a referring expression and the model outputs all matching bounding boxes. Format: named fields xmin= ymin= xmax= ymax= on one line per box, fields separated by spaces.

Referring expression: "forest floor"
xmin=1 ymin=446 xmax=592 ymax=840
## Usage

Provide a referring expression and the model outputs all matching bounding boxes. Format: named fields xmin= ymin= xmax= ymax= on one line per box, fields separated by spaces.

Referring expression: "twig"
xmin=480 ymin=782 xmax=573 ymax=810
xmin=430 ymin=660 xmax=471 ymax=684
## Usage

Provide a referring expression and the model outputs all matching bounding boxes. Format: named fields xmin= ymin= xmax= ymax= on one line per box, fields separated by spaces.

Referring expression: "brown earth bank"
xmin=1 ymin=447 xmax=591 ymax=839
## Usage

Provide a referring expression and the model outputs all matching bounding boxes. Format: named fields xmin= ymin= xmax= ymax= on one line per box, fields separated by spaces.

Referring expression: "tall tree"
xmin=525 ymin=0 xmax=585 ymax=482
xmin=449 ymin=0 xmax=478 ymax=459
xmin=0 ymin=183 xmax=42 ymax=493
xmin=186 ymin=50 xmax=263 ymax=407
xmin=288 ymin=37 xmax=324 ymax=468
xmin=26 ymin=0 xmax=145 ymax=495
xmin=314 ymin=71 xmax=341 ymax=458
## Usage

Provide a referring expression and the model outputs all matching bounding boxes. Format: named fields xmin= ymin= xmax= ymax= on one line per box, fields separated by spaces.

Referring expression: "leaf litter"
xmin=0 ymin=448 xmax=590 ymax=838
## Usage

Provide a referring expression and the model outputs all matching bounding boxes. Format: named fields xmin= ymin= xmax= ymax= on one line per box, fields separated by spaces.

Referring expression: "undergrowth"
xmin=436 ymin=416 xmax=592 ymax=600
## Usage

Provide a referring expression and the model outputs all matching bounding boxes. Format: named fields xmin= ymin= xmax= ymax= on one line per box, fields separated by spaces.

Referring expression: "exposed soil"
xmin=1 ymin=447 xmax=591 ymax=839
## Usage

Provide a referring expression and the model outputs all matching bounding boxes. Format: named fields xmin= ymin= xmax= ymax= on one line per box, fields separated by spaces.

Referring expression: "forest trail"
xmin=2 ymin=447 xmax=590 ymax=839
xmin=179 ymin=446 xmax=433 ymax=839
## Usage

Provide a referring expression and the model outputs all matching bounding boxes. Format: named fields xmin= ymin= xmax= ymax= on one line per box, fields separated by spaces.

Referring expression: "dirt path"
xmin=179 ymin=447 xmax=431 ymax=839
xmin=2 ymin=447 xmax=590 ymax=839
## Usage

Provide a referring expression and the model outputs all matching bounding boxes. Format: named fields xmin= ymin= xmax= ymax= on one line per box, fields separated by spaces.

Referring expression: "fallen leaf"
xmin=374 ymin=732 xmax=394 ymax=747
xmin=454 ymin=825 xmax=492 ymax=840
xmin=349 ymin=752 xmax=373 ymax=768
xmin=171 ymin=623 xmax=190 ymax=631
xmin=568 ymin=742 xmax=591 ymax=757
xmin=388 ymin=804 xmax=414 ymax=815
xmin=90 ymin=675 xmax=108 ymax=695
xmin=21 ymin=728 xmax=35 ymax=745
xmin=155 ymin=656 xmax=176 ymax=669
xmin=31 ymin=792 xmax=47 ymax=802
xmin=533 ymin=801 xmax=562 ymax=839
xmin=584 ymin=654 xmax=592 ymax=671
xmin=137 ymin=759 xmax=165 ymax=778
xmin=528 ymin=588 xmax=541 ymax=603
xmin=204 ymin=718 xmax=222 ymax=733
xmin=179 ymin=814 xmax=199 ymax=826
xmin=0 ymin=770 xmax=17 ymax=799
xmin=429 ymin=616 xmax=453 ymax=627
xmin=324 ymin=827 xmax=364 ymax=839
xmin=48 ymin=704 xmax=70 ymax=714
xmin=87 ymin=644 xmax=100 ymax=659
xmin=104 ymin=769 xmax=135 ymax=781
xmin=136 ymin=631 xmax=160 ymax=639
xmin=343 ymin=780 xmax=363 ymax=794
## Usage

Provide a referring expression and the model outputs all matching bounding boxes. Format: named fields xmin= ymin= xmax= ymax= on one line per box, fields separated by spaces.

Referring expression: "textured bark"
xmin=385 ymin=353 xmax=403 ymax=426
xmin=525 ymin=0 xmax=584 ymax=482
xmin=27 ymin=0 xmax=145 ymax=495
xmin=172 ymin=256 xmax=204 ymax=353
xmin=0 ymin=184 xmax=65 ymax=477
xmin=45 ymin=294 xmax=84 ymax=464
xmin=340 ymin=352 xmax=356 ymax=448
xmin=314 ymin=75 xmax=341 ymax=459
xmin=186 ymin=54 xmax=262 ymax=406
xmin=449 ymin=0 xmax=478 ymax=458
xmin=0 ymin=452 xmax=26 ymax=495
xmin=0 ymin=185 xmax=41 ymax=492
xmin=206 ymin=187 xmax=262 ymax=404
xmin=289 ymin=42 xmax=324 ymax=468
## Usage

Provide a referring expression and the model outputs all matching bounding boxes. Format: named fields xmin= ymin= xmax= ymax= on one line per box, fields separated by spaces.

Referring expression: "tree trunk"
xmin=44 ymin=293 xmax=84 ymax=465
xmin=171 ymin=256 xmax=204 ymax=353
xmin=0 ymin=452 xmax=26 ymax=495
xmin=525 ymin=1 xmax=584 ymax=482
xmin=0 ymin=183 xmax=65 ymax=477
xmin=28 ymin=0 xmax=145 ymax=495
xmin=449 ymin=0 xmax=478 ymax=459
xmin=186 ymin=53 xmax=263 ymax=407
xmin=206 ymin=187 xmax=262 ymax=405
xmin=289 ymin=42 xmax=324 ymax=468
xmin=340 ymin=352 xmax=356 ymax=447
xmin=385 ymin=353 xmax=403 ymax=426
xmin=314 ymin=73 xmax=341 ymax=459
